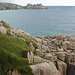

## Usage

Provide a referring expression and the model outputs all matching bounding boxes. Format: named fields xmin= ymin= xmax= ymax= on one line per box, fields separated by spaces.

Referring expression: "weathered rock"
xmin=0 ymin=26 xmax=7 ymax=34
xmin=68 ymin=63 xmax=75 ymax=75
xmin=29 ymin=42 xmax=34 ymax=52
xmin=55 ymin=35 xmax=65 ymax=40
xmin=1 ymin=21 xmax=10 ymax=28
xmin=57 ymin=60 xmax=67 ymax=75
xmin=65 ymin=53 xmax=73 ymax=63
xmin=10 ymin=28 xmax=31 ymax=38
xmin=45 ymin=53 xmax=54 ymax=61
xmin=34 ymin=38 xmax=42 ymax=44
xmin=36 ymin=49 xmax=44 ymax=57
xmin=57 ymin=70 xmax=61 ymax=75
xmin=42 ymin=40 xmax=47 ymax=46
xmin=12 ymin=70 xmax=21 ymax=75
xmin=68 ymin=35 xmax=75 ymax=42
xmin=34 ymin=56 xmax=42 ymax=63
xmin=7 ymin=70 xmax=21 ymax=75
xmin=71 ymin=54 xmax=75 ymax=62
xmin=41 ymin=45 xmax=49 ymax=53
xmin=56 ymin=52 xmax=65 ymax=61
xmin=62 ymin=41 xmax=72 ymax=50
xmin=30 ymin=65 xmax=39 ymax=75
xmin=31 ymin=62 xmax=60 ymax=75
xmin=26 ymin=4 xmax=45 ymax=9
xmin=27 ymin=51 xmax=34 ymax=63
xmin=37 ymin=44 xmax=42 ymax=50
xmin=57 ymin=48 xmax=64 ymax=52
xmin=51 ymin=39 xmax=58 ymax=45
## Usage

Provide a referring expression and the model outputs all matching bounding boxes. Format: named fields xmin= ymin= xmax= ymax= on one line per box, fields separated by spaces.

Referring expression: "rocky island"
xmin=0 ymin=3 xmax=46 ymax=10
xmin=25 ymin=4 xmax=45 ymax=9
xmin=0 ymin=21 xmax=75 ymax=75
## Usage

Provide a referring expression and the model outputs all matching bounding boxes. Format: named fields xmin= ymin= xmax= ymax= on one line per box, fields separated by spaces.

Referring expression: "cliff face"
xmin=0 ymin=3 xmax=24 ymax=10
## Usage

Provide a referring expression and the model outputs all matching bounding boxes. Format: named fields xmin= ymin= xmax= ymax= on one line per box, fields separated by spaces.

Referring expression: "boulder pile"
xmin=0 ymin=21 xmax=75 ymax=75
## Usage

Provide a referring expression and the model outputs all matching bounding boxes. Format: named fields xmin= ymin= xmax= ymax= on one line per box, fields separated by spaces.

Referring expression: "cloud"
xmin=0 ymin=0 xmax=75 ymax=6
xmin=0 ymin=0 xmax=13 ymax=3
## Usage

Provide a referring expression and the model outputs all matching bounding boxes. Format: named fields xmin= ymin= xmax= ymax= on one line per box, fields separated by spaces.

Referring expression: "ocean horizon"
xmin=0 ymin=6 xmax=75 ymax=36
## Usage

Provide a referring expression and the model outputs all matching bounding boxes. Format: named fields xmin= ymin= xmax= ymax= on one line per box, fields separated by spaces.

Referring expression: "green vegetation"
xmin=50 ymin=49 xmax=54 ymax=53
xmin=0 ymin=34 xmax=32 ymax=75
xmin=30 ymin=62 xmax=40 ymax=65
xmin=25 ymin=38 xmax=37 ymax=55
xmin=6 ymin=29 xmax=11 ymax=36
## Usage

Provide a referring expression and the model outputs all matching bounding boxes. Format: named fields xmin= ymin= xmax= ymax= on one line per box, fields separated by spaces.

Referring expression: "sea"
xmin=0 ymin=6 xmax=75 ymax=36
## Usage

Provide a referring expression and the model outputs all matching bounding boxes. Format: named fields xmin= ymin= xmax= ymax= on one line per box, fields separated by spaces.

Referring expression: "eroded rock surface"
xmin=0 ymin=21 xmax=75 ymax=75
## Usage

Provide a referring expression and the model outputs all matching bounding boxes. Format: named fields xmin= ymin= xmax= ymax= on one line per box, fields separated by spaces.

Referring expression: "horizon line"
xmin=0 ymin=2 xmax=75 ymax=7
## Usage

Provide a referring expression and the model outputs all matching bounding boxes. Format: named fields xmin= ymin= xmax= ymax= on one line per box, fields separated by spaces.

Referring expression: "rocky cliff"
xmin=25 ymin=4 xmax=45 ymax=9
xmin=0 ymin=3 xmax=24 ymax=10
xmin=0 ymin=21 xmax=75 ymax=75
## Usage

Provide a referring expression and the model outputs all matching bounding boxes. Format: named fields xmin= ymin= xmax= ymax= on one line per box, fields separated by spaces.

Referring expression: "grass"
xmin=25 ymin=38 xmax=37 ymax=55
xmin=50 ymin=49 xmax=54 ymax=53
xmin=0 ymin=34 xmax=32 ymax=75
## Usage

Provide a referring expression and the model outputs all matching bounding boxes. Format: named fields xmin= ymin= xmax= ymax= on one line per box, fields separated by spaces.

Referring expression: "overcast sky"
xmin=0 ymin=0 xmax=75 ymax=6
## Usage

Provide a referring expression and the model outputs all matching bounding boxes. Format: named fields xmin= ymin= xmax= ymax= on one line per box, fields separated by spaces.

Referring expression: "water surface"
xmin=0 ymin=6 xmax=75 ymax=36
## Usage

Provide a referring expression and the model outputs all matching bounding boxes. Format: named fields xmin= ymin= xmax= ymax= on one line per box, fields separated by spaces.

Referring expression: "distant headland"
xmin=0 ymin=3 xmax=46 ymax=10
xmin=25 ymin=4 xmax=45 ymax=9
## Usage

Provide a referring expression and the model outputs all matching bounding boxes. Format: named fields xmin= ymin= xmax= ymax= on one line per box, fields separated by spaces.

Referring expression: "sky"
xmin=0 ymin=0 xmax=75 ymax=6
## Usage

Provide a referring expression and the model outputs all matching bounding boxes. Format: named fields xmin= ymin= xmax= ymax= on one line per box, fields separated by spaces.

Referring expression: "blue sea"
xmin=0 ymin=6 xmax=75 ymax=36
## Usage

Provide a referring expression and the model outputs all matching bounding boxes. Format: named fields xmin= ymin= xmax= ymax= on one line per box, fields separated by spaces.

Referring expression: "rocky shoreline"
xmin=0 ymin=21 xmax=75 ymax=75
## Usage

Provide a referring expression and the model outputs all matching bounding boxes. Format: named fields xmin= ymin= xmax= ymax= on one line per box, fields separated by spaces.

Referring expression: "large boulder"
xmin=30 ymin=65 xmax=39 ymax=75
xmin=42 ymin=40 xmax=48 ymax=46
xmin=33 ymin=38 xmax=42 ymax=44
xmin=29 ymin=42 xmax=34 ymax=52
xmin=45 ymin=53 xmax=54 ymax=61
xmin=34 ymin=56 xmax=42 ymax=63
xmin=31 ymin=62 xmax=60 ymax=75
xmin=36 ymin=49 xmax=44 ymax=57
xmin=57 ymin=48 xmax=64 ymax=52
xmin=56 ymin=52 xmax=65 ymax=61
xmin=27 ymin=51 xmax=34 ymax=63
xmin=0 ymin=26 xmax=7 ymax=34
xmin=57 ymin=60 xmax=67 ymax=75
xmin=0 ymin=21 xmax=11 ymax=28
xmin=62 ymin=41 xmax=72 ymax=50
xmin=68 ymin=35 xmax=75 ymax=42
xmin=65 ymin=53 xmax=73 ymax=63
xmin=41 ymin=45 xmax=49 ymax=53
xmin=51 ymin=39 xmax=58 ymax=45
xmin=11 ymin=28 xmax=31 ymax=38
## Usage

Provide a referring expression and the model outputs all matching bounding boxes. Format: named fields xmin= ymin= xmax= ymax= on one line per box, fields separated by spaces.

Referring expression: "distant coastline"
xmin=0 ymin=3 xmax=46 ymax=10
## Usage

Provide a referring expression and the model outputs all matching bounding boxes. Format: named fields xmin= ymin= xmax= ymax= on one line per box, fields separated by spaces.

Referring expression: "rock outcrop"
xmin=30 ymin=62 xmax=60 ymax=75
xmin=0 ymin=3 xmax=24 ymax=10
xmin=26 ymin=4 xmax=45 ymax=9
xmin=0 ymin=21 xmax=75 ymax=75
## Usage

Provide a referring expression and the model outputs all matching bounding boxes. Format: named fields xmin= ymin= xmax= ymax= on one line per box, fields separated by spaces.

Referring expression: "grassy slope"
xmin=0 ymin=33 xmax=32 ymax=75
